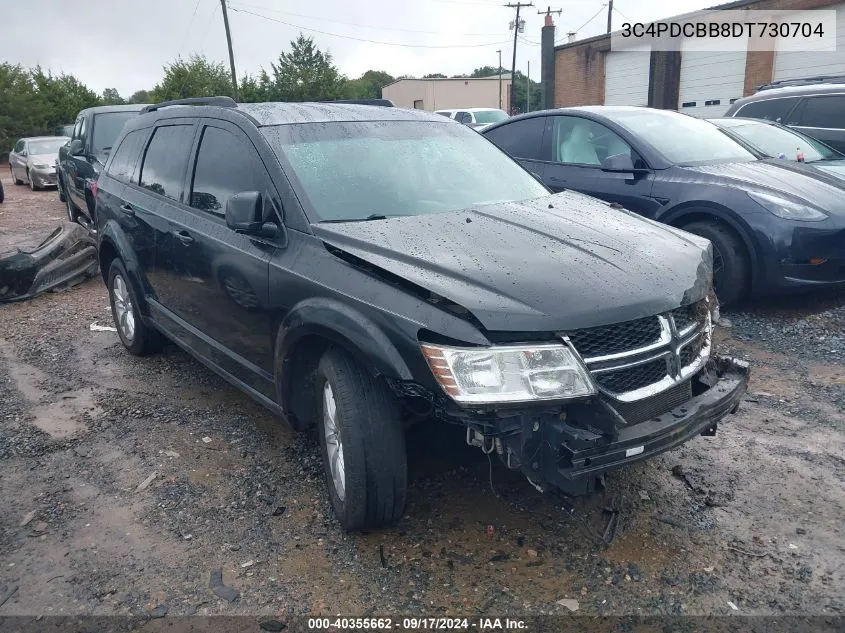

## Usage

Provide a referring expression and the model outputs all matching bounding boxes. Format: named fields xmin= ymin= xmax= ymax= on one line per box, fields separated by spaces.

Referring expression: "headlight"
xmin=33 ymin=162 xmax=51 ymax=169
xmin=748 ymin=191 xmax=828 ymax=221
xmin=421 ymin=343 xmax=597 ymax=404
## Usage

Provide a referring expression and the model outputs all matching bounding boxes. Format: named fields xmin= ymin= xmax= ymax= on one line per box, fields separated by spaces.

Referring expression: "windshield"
xmin=261 ymin=121 xmax=548 ymax=222
xmin=92 ymin=112 xmax=138 ymax=156
xmin=718 ymin=121 xmax=840 ymax=163
xmin=28 ymin=139 xmax=67 ymax=155
xmin=473 ymin=110 xmax=508 ymax=124
xmin=610 ymin=110 xmax=756 ymax=165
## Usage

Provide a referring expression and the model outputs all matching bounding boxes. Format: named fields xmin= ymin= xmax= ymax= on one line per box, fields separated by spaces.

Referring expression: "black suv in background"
xmin=724 ymin=77 xmax=845 ymax=153
xmin=94 ymin=97 xmax=748 ymax=530
xmin=58 ymin=104 xmax=147 ymax=230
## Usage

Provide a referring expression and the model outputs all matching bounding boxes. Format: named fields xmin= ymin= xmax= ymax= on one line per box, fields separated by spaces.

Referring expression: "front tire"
xmin=107 ymin=259 xmax=163 ymax=356
xmin=316 ymin=348 xmax=407 ymax=530
xmin=29 ymin=173 xmax=38 ymax=191
xmin=58 ymin=176 xmax=66 ymax=202
xmin=683 ymin=220 xmax=749 ymax=307
xmin=11 ymin=167 xmax=23 ymax=186
xmin=66 ymin=195 xmax=78 ymax=222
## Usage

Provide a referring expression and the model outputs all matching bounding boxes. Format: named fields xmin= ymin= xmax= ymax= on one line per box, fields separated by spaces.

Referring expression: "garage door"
xmin=774 ymin=5 xmax=845 ymax=80
xmin=604 ymin=47 xmax=650 ymax=106
xmin=678 ymin=48 xmax=747 ymax=118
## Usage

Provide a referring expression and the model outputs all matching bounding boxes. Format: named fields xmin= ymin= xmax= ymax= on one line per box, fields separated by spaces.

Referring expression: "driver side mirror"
xmin=600 ymin=153 xmax=635 ymax=172
xmin=69 ymin=139 xmax=84 ymax=156
xmin=226 ymin=191 xmax=264 ymax=233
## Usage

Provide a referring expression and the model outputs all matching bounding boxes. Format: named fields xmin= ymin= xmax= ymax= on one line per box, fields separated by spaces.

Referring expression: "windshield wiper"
xmin=319 ymin=214 xmax=405 ymax=223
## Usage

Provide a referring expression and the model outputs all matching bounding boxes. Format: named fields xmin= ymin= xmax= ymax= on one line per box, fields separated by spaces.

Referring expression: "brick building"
xmin=547 ymin=0 xmax=845 ymax=116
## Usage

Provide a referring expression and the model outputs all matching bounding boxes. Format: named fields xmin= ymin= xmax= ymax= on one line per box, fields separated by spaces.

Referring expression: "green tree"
xmin=343 ymin=69 xmax=395 ymax=99
xmin=267 ymin=34 xmax=345 ymax=102
xmin=470 ymin=65 xmax=502 ymax=78
xmin=150 ymin=55 xmax=234 ymax=101
xmin=102 ymin=88 xmax=124 ymax=104
xmin=0 ymin=63 xmax=41 ymax=153
xmin=30 ymin=66 xmax=102 ymax=127
xmin=423 ymin=73 xmax=447 ymax=79
xmin=128 ymin=89 xmax=152 ymax=104
xmin=239 ymin=71 xmax=272 ymax=103
xmin=509 ymin=70 xmax=543 ymax=114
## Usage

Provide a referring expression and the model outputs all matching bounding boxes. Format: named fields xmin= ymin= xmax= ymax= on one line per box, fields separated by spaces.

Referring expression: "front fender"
xmin=277 ymin=297 xmax=413 ymax=382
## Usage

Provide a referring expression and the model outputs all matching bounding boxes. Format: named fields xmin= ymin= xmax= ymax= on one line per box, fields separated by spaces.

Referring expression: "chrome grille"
xmin=595 ymin=357 xmax=668 ymax=393
xmin=564 ymin=299 xmax=712 ymax=413
xmin=566 ymin=316 xmax=662 ymax=358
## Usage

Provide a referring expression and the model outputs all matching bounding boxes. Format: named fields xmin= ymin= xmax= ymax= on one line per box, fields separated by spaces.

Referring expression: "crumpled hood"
xmin=312 ymin=191 xmax=713 ymax=332
xmin=683 ymin=161 xmax=845 ymax=214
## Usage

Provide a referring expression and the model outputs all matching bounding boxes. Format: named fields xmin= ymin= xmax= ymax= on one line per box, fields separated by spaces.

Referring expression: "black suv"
xmin=58 ymin=104 xmax=148 ymax=230
xmin=94 ymin=96 xmax=749 ymax=530
xmin=724 ymin=77 xmax=845 ymax=154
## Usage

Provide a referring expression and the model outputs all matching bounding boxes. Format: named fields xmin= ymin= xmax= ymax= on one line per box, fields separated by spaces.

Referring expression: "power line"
xmin=229 ymin=1 xmax=507 ymax=36
xmin=179 ymin=0 xmax=204 ymax=57
xmin=229 ymin=6 xmax=510 ymax=48
xmin=198 ymin=2 xmax=220 ymax=48
xmin=613 ymin=6 xmax=631 ymax=22
xmin=574 ymin=4 xmax=607 ymax=34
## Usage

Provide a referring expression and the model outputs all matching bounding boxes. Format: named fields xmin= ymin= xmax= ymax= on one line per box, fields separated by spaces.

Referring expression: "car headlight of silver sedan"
xmin=421 ymin=342 xmax=597 ymax=404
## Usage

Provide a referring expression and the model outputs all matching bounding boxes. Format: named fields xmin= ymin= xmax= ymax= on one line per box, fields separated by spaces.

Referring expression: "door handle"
xmin=120 ymin=204 xmax=135 ymax=216
xmin=174 ymin=230 xmax=194 ymax=245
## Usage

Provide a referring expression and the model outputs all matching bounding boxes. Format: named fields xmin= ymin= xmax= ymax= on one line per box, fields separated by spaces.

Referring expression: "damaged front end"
xmin=392 ymin=296 xmax=750 ymax=497
xmin=0 ymin=222 xmax=98 ymax=303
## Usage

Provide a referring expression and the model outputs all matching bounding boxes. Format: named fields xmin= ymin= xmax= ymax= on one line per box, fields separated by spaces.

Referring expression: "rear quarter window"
xmin=795 ymin=95 xmax=845 ymax=129
xmin=734 ymin=97 xmax=800 ymax=123
xmin=107 ymin=130 xmax=147 ymax=184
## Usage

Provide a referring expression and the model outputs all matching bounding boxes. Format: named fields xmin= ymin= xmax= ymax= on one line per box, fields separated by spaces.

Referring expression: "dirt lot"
xmin=1 ymin=165 xmax=844 ymax=622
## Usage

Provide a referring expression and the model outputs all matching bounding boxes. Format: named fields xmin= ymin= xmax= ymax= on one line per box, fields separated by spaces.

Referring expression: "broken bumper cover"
xmin=0 ymin=222 xmax=98 ymax=302
xmin=535 ymin=356 xmax=749 ymax=495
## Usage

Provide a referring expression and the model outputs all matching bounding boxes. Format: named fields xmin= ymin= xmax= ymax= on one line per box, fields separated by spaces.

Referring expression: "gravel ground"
xmin=0 ymin=165 xmax=843 ymax=622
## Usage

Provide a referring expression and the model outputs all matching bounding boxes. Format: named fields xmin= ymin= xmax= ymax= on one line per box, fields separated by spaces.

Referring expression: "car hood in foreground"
xmin=681 ymin=160 xmax=845 ymax=214
xmin=312 ymin=191 xmax=713 ymax=333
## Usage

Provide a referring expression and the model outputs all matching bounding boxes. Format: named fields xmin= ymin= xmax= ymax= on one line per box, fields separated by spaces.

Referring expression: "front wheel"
xmin=58 ymin=176 xmax=66 ymax=202
xmin=11 ymin=166 xmax=23 ymax=186
xmin=683 ymin=220 xmax=750 ymax=307
xmin=66 ymin=195 xmax=78 ymax=222
xmin=316 ymin=348 xmax=407 ymax=530
xmin=107 ymin=259 xmax=163 ymax=356
xmin=29 ymin=173 xmax=38 ymax=191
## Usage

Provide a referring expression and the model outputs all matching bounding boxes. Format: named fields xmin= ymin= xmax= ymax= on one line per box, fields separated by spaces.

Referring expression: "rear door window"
xmin=108 ymin=130 xmax=147 ymax=184
xmin=139 ymin=124 xmax=195 ymax=202
xmin=190 ymin=126 xmax=262 ymax=216
xmin=735 ymin=97 xmax=800 ymax=123
xmin=794 ymin=95 xmax=845 ymax=129
xmin=484 ymin=116 xmax=547 ymax=160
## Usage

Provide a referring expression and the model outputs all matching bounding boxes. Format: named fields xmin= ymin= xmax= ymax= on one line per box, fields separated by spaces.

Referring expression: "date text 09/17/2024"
xmin=307 ymin=617 xmax=529 ymax=630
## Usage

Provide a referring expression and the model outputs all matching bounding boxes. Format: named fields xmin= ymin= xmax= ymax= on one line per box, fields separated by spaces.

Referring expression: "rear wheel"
xmin=315 ymin=348 xmax=407 ymax=530
xmin=107 ymin=259 xmax=163 ymax=356
xmin=683 ymin=220 xmax=749 ymax=307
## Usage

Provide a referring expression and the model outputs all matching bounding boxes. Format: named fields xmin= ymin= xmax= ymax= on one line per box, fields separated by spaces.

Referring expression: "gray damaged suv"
xmin=94 ymin=97 xmax=750 ymax=529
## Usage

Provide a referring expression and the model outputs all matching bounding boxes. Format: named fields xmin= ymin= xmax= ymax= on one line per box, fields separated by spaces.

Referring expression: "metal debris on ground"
xmin=209 ymin=568 xmax=240 ymax=602
xmin=135 ymin=472 xmax=157 ymax=492
xmin=89 ymin=323 xmax=117 ymax=332
xmin=727 ymin=601 xmax=739 ymax=611
xmin=556 ymin=598 xmax=579 ymax=612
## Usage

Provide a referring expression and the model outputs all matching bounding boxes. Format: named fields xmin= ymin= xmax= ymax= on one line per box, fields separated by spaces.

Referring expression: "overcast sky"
xmin=2 ymin=0 xmax=716 ymax=97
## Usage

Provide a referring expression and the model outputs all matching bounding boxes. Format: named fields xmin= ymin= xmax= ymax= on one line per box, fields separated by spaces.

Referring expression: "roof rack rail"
xmin=140 ymin=96 xmax=238 ymax=114
xmin=757 ymin=74 xmax=845 ymax=91
xmin=322 ymin=99 xmax=396 ymax=107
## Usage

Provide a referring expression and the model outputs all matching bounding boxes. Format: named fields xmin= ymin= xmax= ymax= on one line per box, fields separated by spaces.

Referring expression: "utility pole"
xmin=506 ymin=2 xmax=533 ymax=114
xmin=526 ymin=60 xmax=530 ymax=112
xmin=220 ymin=0 xmax=238 ymax=99
xmin=607 ymin=0 xmax=613 ymax=33
xmin=496 ymin=49 xmax=503 ymax=109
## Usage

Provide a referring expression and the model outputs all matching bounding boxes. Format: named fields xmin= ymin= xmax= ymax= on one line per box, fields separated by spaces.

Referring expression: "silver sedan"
xmin=9 ymin=136 xmax=69 ymax=190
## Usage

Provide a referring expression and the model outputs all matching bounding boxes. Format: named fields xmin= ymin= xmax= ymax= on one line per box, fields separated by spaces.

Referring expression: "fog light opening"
xmin=809 ymin=257 xmax=827 ymax=266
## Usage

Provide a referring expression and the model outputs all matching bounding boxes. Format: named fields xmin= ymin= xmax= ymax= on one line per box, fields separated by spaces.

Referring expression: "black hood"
xmin=312 ymin=191 xmax=713 ymax=332
xmin=681 ymin=161 xmax=845 ymax=216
